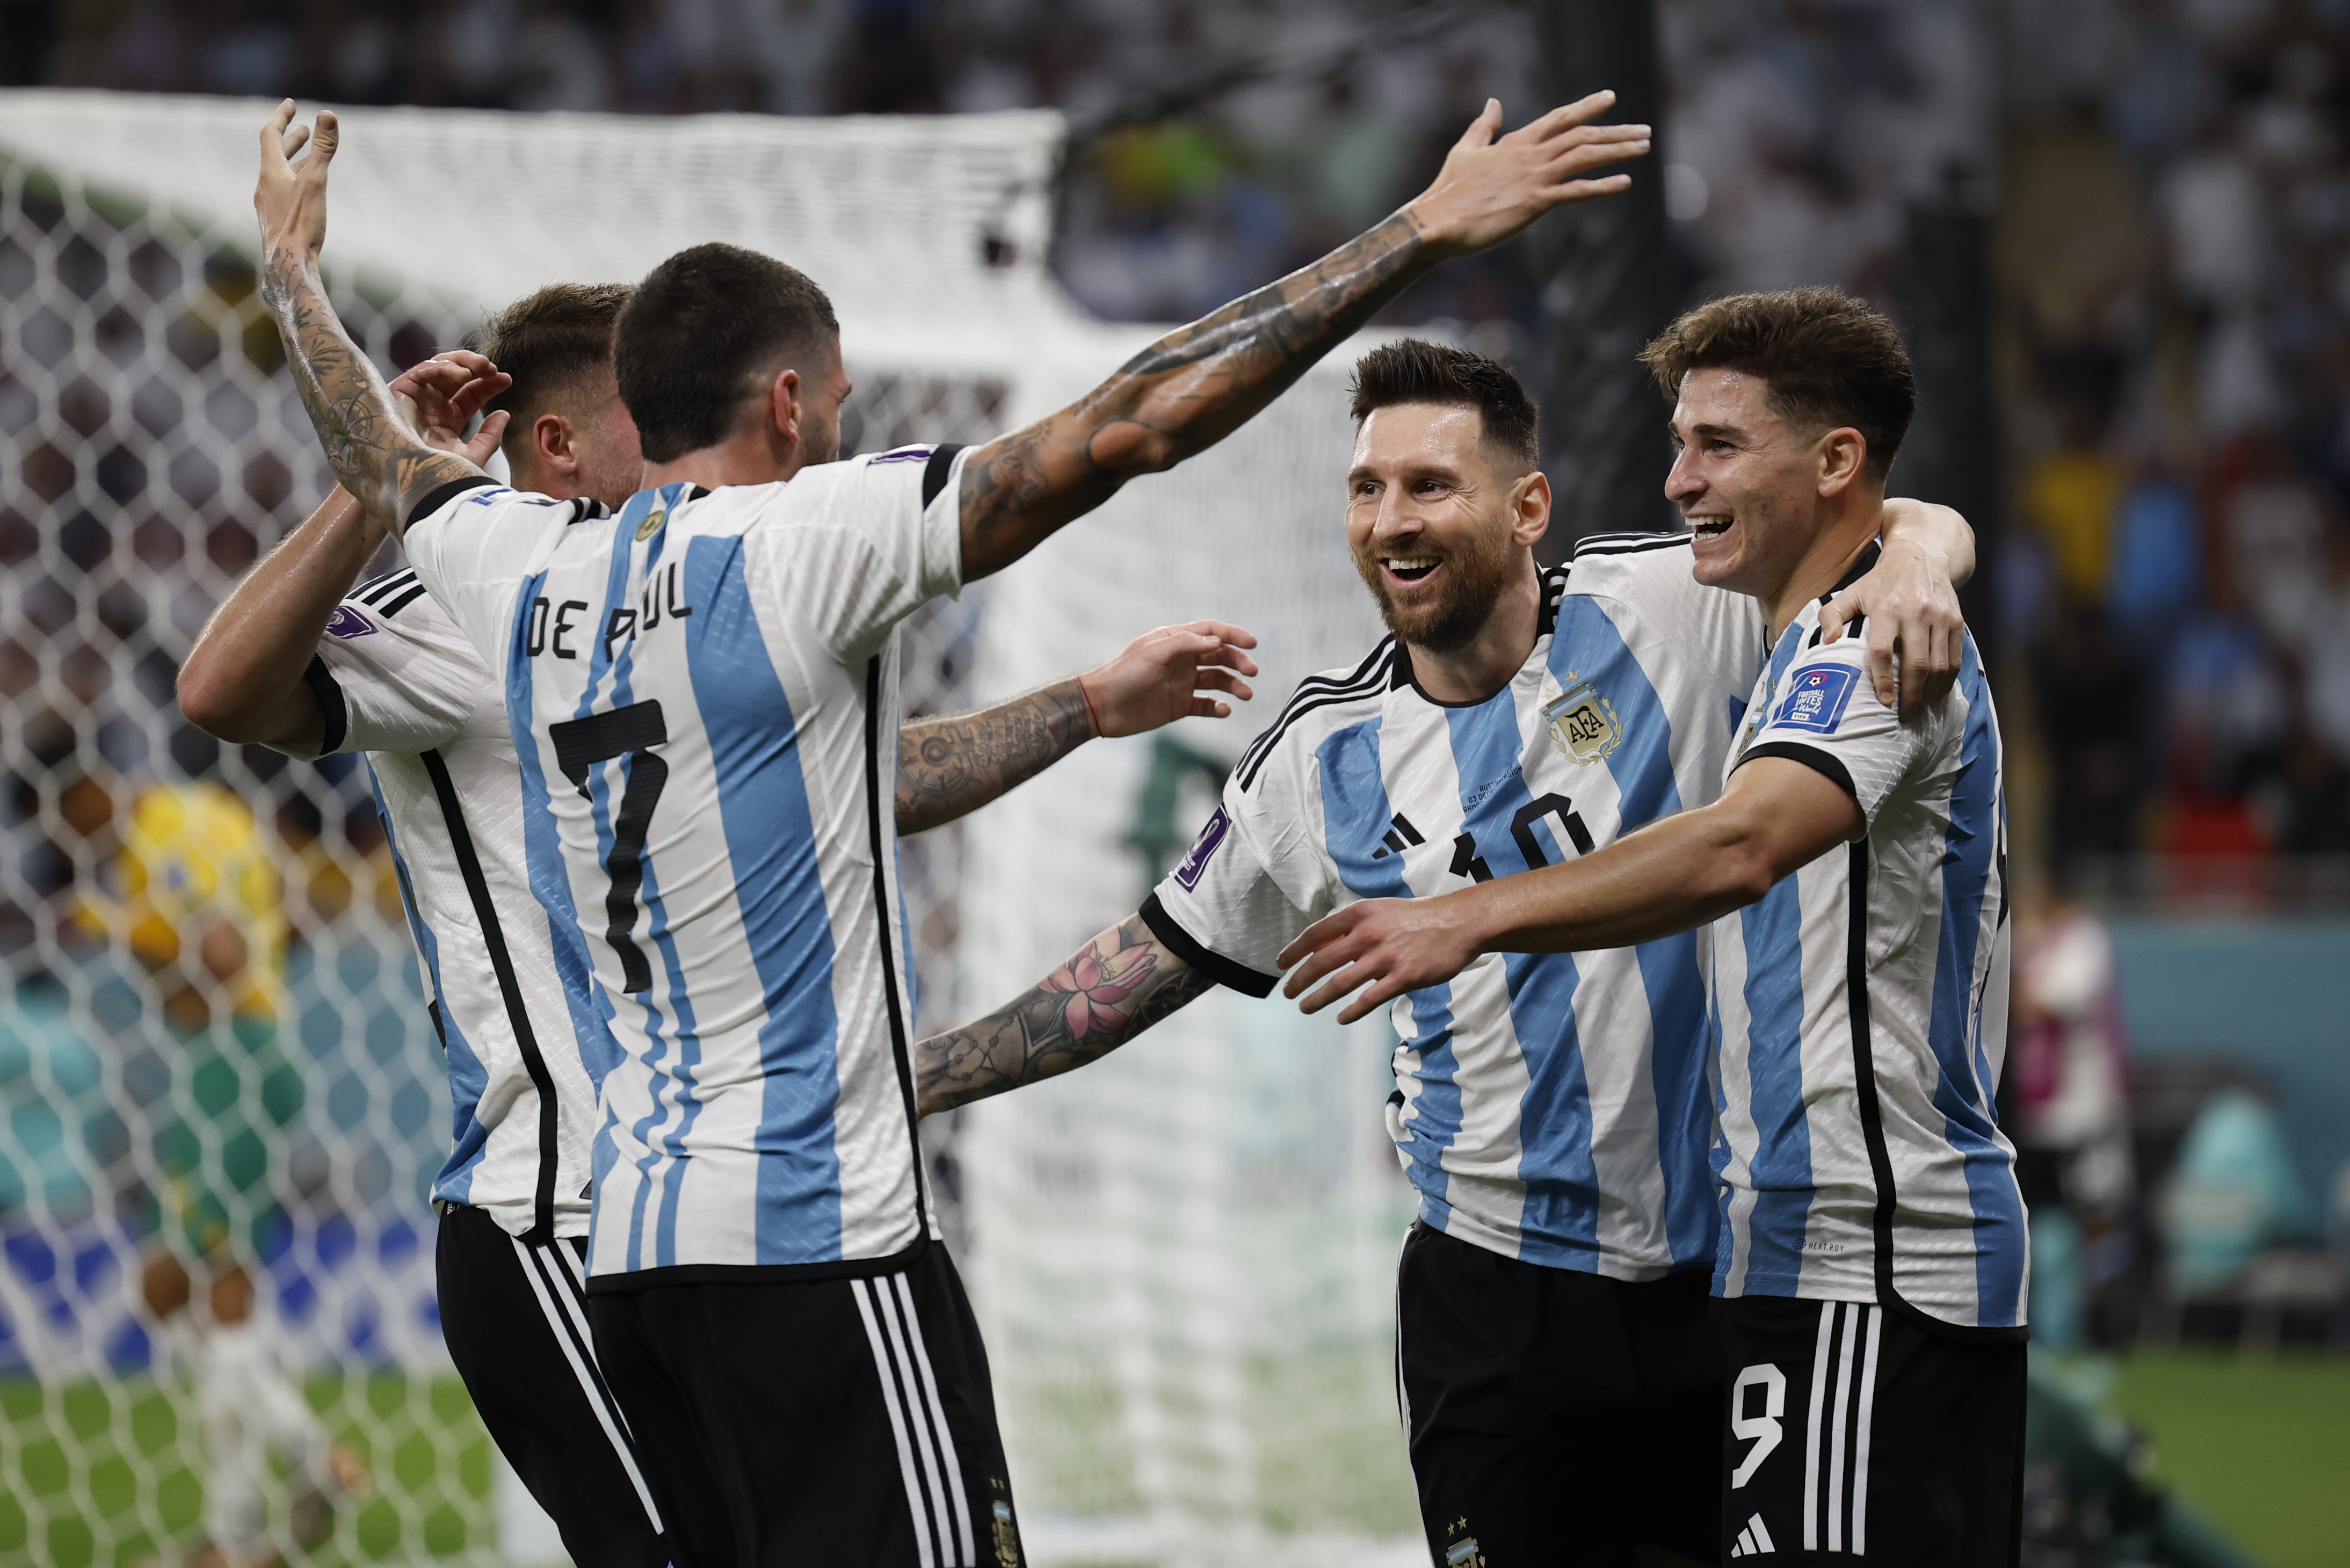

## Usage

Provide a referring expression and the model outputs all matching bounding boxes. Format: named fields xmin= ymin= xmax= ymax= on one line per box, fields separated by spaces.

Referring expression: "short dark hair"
xmin=468 ymin=283 xmax=633 ymax=467
xmin=1638 ymin=287 xmax=1916 ymax=482
xmin=1347 ymin=338 xmax=1540 ymax=473
xmin=615 ymin=243 xmax=840 ymax=464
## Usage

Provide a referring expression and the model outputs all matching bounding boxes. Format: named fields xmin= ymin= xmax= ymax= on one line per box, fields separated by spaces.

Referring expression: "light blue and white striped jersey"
xmin=1710 ymin=548 xmax=2025 ymax=1333
xmin=285 ymin=567 xmax=616 ymax=1243
xmin=404 ymin=446 xmax=969 ymax=1284
xmin=1147 ymin=536 xmax=1765 ymax=1277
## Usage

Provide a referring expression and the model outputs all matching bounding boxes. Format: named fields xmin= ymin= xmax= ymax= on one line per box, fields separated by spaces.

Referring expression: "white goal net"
xmin=0 ymin=90 xmax=1419 ymax=1567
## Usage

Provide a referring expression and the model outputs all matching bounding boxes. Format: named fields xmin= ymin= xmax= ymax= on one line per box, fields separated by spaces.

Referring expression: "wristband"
xmin=1076 ymin=674 xmax=1104 ymax=738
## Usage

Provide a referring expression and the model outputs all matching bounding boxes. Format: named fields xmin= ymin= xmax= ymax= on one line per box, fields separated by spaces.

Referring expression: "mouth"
xmin=1689 ymin=514 xmax=1734 ymax=541
xmin=1382 ymin=556 xmax=1441 ymax=585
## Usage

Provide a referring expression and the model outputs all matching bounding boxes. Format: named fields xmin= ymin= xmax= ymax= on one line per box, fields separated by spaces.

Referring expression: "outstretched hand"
xmin=1077 ymin=621 xmax=1260 ymax=737
xmin=1274 ymin=896 xmax=1485 ymax=1026
xmin=390 ymin=352 xmax=512 ymax=466
xmin=256 ymin=100 xmax=336 ymax=271
xmin=1403 ymin=92 xmax=1651 ymax=260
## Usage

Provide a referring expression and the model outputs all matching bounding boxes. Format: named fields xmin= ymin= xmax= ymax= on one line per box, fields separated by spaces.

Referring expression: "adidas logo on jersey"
xmin=1369 ymin=811 xmax=1425 ymax=859
xmin=1729 ymin=1512 xmax=1777 ymax=1556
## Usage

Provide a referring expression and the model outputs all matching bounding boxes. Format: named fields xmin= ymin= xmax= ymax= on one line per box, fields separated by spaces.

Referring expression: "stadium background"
xmin=1 ymin=0 xmax=2347 ymax=1565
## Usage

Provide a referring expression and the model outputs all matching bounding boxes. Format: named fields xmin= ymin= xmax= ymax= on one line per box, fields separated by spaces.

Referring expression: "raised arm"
xmin=253 ymin=103 xmax=487 ymax=535
xmin=897 ymin=620 xmax=1257 ymax=834
xmin=1274 ymin=757 xmax=1862 ymax=1026
xmin=179 ymin=357 xmax=510 ymax=748
xmin=954 ymin=94 xmax=1651 ymax=578
xmin=916 ymin=914 xmax=1216 ymax=1116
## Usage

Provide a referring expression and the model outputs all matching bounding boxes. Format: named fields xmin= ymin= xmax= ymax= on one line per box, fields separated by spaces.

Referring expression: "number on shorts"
xmin=1729 ymin=1362 xmax=1787 ymax=1489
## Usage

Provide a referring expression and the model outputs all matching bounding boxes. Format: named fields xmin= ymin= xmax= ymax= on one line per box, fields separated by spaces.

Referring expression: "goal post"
xmin=0 ymin=89 xmax=1421 ymax=1566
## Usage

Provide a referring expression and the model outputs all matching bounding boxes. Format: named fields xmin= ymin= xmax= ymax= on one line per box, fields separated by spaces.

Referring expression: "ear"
xmin=765 ymin=366 xmax=804 ymax=446
xmin=1816 ymin=427 xmax=1867 ymax=497
xmin=1511 ymin=468 xmax=1551 ymax=549
xmin=531 ymin=411 xmax=578 ymax=476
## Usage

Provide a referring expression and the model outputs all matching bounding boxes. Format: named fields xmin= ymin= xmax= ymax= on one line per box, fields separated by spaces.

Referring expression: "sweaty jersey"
xmin=1147 ymin=536 xmax=1766 ymax=1278
xmin=286 ymin=567 xmax=614 ymax=1242
xmin=1709 ymin=547 xmax=2024 ymax=1334
xmin=404 ymin=446 xmax=969 ymax=1286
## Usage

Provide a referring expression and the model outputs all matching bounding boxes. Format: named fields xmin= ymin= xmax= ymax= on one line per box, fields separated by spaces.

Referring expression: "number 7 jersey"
xmin=1145 ymin=535 xmax=1766 ymax=1280
xmin=404 ymin=446 xmax=969 ymax=1285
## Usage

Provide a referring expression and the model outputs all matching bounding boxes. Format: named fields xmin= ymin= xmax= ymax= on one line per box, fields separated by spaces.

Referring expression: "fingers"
xmin=463 ymin=409 xmax=511 ymax=465
xmin=1276 ymin=910 xmax=1358 ymax=975
xmin=1867 ymin=614 xmax=1901 ymax=714
xmin=1818 ymin=587 xmax=1854 ymax=646
xmin=1520 ymin=89 xmax=1620 ymax=139
xmin=1187 ymin=698 xmax=1233 ymax=720
xmin=261 ymin=100 xmax=296 ymax=161
xmin=306 ymin=109 xmax=340 ymax=171
xmin=282 ymin=122 xmax=311 ymax=159
xmin=1542 ymin=173 xmax=1635 ymax=205
xmin=1453 ymin=97 xmax=1503 ymax=150
xmin=1190 ymin=667 xmax=1253 ymax=701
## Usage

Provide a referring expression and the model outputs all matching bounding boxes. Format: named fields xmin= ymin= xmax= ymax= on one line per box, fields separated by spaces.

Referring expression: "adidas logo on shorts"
xmin=1729 ymin=1512 xmax=1777 ymax=1556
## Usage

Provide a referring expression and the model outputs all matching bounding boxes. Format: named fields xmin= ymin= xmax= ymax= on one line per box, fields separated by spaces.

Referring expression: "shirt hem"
xmin=1715 ymin=1273 xmax=2030 ymax=1342
xmin=584 ymin=1233 xmax=931 ymax=1294
xmin=1417 ymin=1196 xmax=1693 ymax=1283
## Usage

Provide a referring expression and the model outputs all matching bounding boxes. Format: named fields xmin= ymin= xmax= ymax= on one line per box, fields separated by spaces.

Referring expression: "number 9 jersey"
xmin=1143 ymin=534 xmax=1765 ymax=1281
xmin=403 ymin=446 xmax=969 ymax=1286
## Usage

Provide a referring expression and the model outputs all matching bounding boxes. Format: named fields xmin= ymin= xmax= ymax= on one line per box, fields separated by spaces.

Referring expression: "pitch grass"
xmin=2106 ymin=1349 xmax=2350 ymax=1568
xmin=0 ymin=1374 xmax=495 ymax=1567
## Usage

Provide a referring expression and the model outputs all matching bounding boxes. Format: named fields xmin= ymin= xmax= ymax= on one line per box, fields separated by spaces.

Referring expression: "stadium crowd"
xmin=9 ymin=0 xmax=2348 ymax=886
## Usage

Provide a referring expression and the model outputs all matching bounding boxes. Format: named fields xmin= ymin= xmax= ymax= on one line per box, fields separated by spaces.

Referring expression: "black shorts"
xmin=1714 ymin=1296 xmax=2025 ymax=1566
xmin=587 ymin=1242 xmax=1022 ymax=1568
xmin=435 ymin=1203 xmax=669 ymax=1568
xmin=1397 ymin=1221 xmax=1723 ymax=1567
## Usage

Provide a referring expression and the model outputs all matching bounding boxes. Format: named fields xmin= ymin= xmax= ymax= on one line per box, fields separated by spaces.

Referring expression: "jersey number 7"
xmin=550 ymin=700 xmax=670 ymax=994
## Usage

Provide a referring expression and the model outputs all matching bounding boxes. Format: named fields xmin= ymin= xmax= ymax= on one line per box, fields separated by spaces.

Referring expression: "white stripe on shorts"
xmin=509 ymin=1237 xmax=664 ymax=1531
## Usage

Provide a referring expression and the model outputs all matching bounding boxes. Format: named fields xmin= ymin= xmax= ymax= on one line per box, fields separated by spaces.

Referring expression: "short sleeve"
xmin=740 ymin=445 xmax=969 ymax=663
xmin=1736 ymin=637 xmax=1928 ymax=827
xmin=277 ymin=590 xmax=485 ymax=759
xmin=403 ymin=479 xmax=584 ymax=666
xmin=1142 ymin=761 xmax=1338 ymax=997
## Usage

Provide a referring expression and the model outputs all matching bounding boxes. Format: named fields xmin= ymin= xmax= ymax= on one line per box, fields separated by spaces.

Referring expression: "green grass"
xmin=0 ymin=1374 xmax=494 ymax=1568
xmin=2107 ymin=1349 xmax=2350 ymax=1568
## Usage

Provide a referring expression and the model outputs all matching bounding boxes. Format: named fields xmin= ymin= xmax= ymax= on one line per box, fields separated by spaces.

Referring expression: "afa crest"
xmin=1442 ymin=1518 xmax=1486 ymax=1568
xmin=1543 ymin=677 xmax=1623 ymax=765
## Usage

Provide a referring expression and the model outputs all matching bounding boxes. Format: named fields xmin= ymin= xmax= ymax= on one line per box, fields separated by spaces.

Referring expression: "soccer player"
xmin=1281 ymin=291 xmax=2025 ymax=1566
xmin=906 ymin=337 xmax=1972 ymax=1567
xmin=249 ymin=85 xmax=1654 ymax=1566
xmin=178 ymin=284 xmax=1258 ymax=1567
xmin=69 ymin=777 xmax=367 ymax=1567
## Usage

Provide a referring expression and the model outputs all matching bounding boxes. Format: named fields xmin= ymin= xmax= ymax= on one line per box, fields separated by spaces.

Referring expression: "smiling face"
xmin=1664 ymin=366 xmax=1865 ymax=604
xmin=1344 ymin=402 xmax=1543 ymax=652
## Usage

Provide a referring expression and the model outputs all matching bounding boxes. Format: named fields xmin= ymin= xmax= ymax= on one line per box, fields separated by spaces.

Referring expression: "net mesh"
xmin=0 ymin=90 xmax=1419 ymax=1567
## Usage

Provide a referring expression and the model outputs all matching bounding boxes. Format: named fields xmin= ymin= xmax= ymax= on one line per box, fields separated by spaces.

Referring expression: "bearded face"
xmin=1343 ymin=402 xmax=1539 ymax=656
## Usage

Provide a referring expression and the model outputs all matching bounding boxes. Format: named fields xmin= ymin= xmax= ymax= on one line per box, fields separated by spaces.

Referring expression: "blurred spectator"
xmin=2159 ymin=1087 xmax=2315 ymax=1295
xmin=2106 ymin=461 xmax=2202 ymax=647
xmin=2009 ymin=883 xmax=2138 ymax=1348
xmin=2039 ymin=606 xmax=2150 ymax=870
xmin=2026 ymin=406 xmax=2128 ymax=601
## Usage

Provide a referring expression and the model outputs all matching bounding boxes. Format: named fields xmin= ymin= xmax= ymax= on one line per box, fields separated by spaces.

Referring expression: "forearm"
xmin=958 ymin=212 xmax=1434 ymax=573
xmin=895 ymin=678 xmax=1096 ymax=834
xmin=1880 ymin=498 xmax=1975 ymax=588
xmin=179 ymin=487 xmax=380 ymax=747
xmin=915 ymin=914 xmax=1215 ymax=1116
xmin=258 ymin=252 xmax=477 ymax=534
xmin=1463 ymin=809 xmax=1776 ymax=955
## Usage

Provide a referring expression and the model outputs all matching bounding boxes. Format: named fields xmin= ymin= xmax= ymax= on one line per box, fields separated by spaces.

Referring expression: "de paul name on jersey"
xmin=523 ymin=560 xmax=694 ymax=662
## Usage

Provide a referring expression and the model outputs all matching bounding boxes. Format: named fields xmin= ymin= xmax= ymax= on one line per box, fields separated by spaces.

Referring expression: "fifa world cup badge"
xmin=635 ymin=505 xmax=668 ymax=542
xmin=1542 ymin=676 xmax=1623 ymax=765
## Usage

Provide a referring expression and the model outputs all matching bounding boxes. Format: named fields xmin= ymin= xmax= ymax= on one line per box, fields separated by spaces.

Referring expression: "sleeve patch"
xmin=1173 ymin=805 xmax=1232 ymax=891
xmin=324 ymin=605 xmax=376 ymax=639
xmin=1769 ymin=664 xmax=1859 ymax=733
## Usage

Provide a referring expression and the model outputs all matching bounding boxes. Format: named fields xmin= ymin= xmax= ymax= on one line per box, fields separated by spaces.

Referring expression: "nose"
xmin=1664 ymin=445 xmax=1703 ymax=504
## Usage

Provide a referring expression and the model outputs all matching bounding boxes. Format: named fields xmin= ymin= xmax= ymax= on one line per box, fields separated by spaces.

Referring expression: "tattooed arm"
xmin=253 ymin=102 xmax=488 ymax=534
xmin=916 ymin=916 xmax=1218 ymax=1116
xmin=955 ymin=94 xmax=1651 ymax=579
xmin=897 ymin=620 xmax=1257 ymax=834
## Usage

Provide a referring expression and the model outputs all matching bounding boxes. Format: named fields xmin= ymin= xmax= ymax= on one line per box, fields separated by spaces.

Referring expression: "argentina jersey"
xmin=1710 ymin=543 xmax=2025 ymax=1333
xmin=403 ymin=445 xmax=969 ymax=1283
xmin=286 ymin=554 xmax=618 ymax=1243
xmin=1145 ymin=535 xmax=1765 ymax=1279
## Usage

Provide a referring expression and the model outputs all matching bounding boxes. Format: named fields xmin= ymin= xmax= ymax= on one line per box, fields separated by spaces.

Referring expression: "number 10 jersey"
xmin=1145 ymin=536 xmax=1765 ymax=1280
xmin=405 ymin=447 xmax=970 ymax=1286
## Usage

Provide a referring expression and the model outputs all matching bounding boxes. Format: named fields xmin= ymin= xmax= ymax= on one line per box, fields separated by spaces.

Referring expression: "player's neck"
xmin=1403 ymin=567 xmax=1541 ymax=705
xmin=1760 ymin=496 xmax=1883 ymax=642
xmin=641 ymin=430 xmax=810 ymax=493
